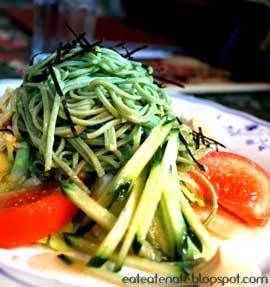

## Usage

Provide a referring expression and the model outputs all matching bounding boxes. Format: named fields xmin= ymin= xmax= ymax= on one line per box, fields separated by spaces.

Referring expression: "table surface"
xmin=0 ymin=7 xmax=269 ymax=122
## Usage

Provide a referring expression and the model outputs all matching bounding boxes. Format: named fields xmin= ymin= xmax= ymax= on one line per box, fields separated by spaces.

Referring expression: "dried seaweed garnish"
xmin=48 ymin=65 xmax=77 ymax=136
xmin=111 ymin=43 xmax=182 ymax=90
xmin=177 ymin=118 xmax=205 ymax=171
xmin=61 ymin=38 xmax=79 ymax=55
xmin=29 ymin=34 xmax=103 ymax=83
xmin=31 ymin=71 xmax=50 ymax=83
xmin=154 ymin=75 xmax=185 ymax=88
xmin=179 ymin=131 xmax=206 ymax=171
xmin=198 ymin=127 xmax=205 ymax=145
xmin=124 ymin=45 xmax=148 ymax=59
xmin=191 ymin=129 xmax=226 ymax=151
xmin=193 ymin=129 xmax=201 ymax=150
xmin=30 ymin=27 xmax=169 ymax=88
xmin=61 ymin=39 xmax=103 ymax=63
xmin=177 ymin=118 xmax=225 ymax=152
xmin=29 ymin=52 xmax=47 ymax=66
xmin=50 ymin=25 xmax=102 ymax=65
xmin=154 ymin=80 xmax=166 ymax=88
xmin=141 ymin=63 xmax=150 ymax=70
xmin=55 ymin=42 xmax=63 ymax=64
xmin=110 ymin=42 xmax=148 ymax=60
xmin=65 ymin=23 xmax=91 ymax=48
xmin=113 ymin=43 xmax=130 ymax=58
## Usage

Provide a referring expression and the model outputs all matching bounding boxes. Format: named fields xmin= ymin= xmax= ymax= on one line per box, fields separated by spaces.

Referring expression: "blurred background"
xmin=0 ymin=0 xmax=270 ymax=120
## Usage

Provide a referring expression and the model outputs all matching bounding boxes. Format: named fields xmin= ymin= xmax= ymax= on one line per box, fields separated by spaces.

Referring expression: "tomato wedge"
xmin=189 ymin=151 xmax=270 ymax=226
xmin=0 ymin=182 xmax=77 ymax=248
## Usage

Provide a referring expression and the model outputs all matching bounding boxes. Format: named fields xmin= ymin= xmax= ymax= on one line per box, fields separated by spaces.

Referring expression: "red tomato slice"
xmin=0 ymin=182 xmax=77 ymax=248
xmin=190 ymin=151 xmax=270 ymax=226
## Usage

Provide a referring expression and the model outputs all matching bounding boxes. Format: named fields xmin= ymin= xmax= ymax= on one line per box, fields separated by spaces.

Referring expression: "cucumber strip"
xmin=62 ymin=183 xmax=160 ymax=263
xmin=89 ymin=173 xmax=145 ymax=267
xmin=189 ymin=170 xmax=218 ymax=226
xmin=94 ymin=121 xmax=173 ymax=207
xmin=178 ymin=188 xmax=217 ymax=261
xmin=178 ymin=172 xmax=205 ymax=207
xmin=109 ymin=121 xmax=173 ymax=200
xmin=114 ymin=158 xmax=161 ymax=269
xmin=10 ymin=141 xmax=30 ymax=180
xmin=61 ymin=182 xmax=116 ymax=230
xmin=159 ymin=197 xmax=177 ymax=258
xmin=162 ymin=162 xmax=187 ymax=258
xmin=64 ymin=235 xmax=184 ymax=276
xmin=48 ymin=234 xmax=73 ymax=252
xmin=182 ymin=237 xmax=201 ymax=261
xmin=134 ymin=161 xmax=163 ymax=247
xmin=136 ymin=130 xmax=179 ymax=245
xmin=113 ymin=153 xmax=166 ymax=270
xmin=0 ymin=141 xmax=30 ymax=193
xmin=180 ymin=184 xmax=205 ymax=207
xmin=64 ymin=233 xmax=97 ymax=254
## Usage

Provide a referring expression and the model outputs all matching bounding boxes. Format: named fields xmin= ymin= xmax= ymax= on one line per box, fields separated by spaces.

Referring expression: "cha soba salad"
xmin=0 ymin=33 xmax=270 ymax=286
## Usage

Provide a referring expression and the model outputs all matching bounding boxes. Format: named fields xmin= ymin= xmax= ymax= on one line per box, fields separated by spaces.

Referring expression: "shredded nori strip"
xmin=48 ymin=64 xmax=77 ymax=136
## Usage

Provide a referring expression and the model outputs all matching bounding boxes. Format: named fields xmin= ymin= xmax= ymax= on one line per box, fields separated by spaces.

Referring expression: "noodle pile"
xmin=5 ymin=46 xmax=173 ymax=192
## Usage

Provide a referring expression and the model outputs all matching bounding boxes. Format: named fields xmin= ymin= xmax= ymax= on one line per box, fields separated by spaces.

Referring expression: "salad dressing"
xmin=28 ymin=246 xmax=263 ymax=287
xmin=28 ymin=252 xmax=121 ymax=286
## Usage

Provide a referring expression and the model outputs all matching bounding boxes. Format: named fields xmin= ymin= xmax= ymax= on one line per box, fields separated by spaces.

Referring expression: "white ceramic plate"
xmin=0 ymin=79 xmax=270 ymax=287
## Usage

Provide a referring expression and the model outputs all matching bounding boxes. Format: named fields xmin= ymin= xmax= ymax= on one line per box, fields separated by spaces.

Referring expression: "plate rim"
xmin=169 ymin=91 xmax=270 ymax=128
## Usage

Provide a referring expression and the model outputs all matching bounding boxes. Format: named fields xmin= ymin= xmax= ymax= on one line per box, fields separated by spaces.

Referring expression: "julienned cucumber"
xmin=61 ymin=182 xmax=162 ymax=264
xmin=135 ymin=130 xmax=180 ymax=252
xmin=61 ymin=182 xmax=116 ymax=230
xmin=64 ymin=234 xmax=184 ymax=276
xmin=114 ymin=155 xmax=162 ymax=271
xmin=161 ymin=162 xmax=186 ymax=259
xmin=109 ymin=120 xmax=174 ymax=201
xmin=178 ymin=189 xmax=217 ymax=261
xmin=0 ymin=141 xmax=30 ymax=193
xmin=10 ymin=141 xmax=30 ymax=180
xmin=60 ymin=123 xmax=215 ymax=273
xmin=88 ymin=172 xmax=146 ymax=267
xmin=113 ymin=130 xmax=178 ymax=270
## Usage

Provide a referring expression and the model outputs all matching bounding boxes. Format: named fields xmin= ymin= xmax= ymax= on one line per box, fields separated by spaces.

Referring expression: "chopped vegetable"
xmin=0 ymin=182 xmax=77 ymax=248
xmin=0 ymin=141 xmax=30 ymax=193
xmin=191 ymin=151 xmax=270 ymax=225
xmin=88 ymin=172 xmax=145 ymax=267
